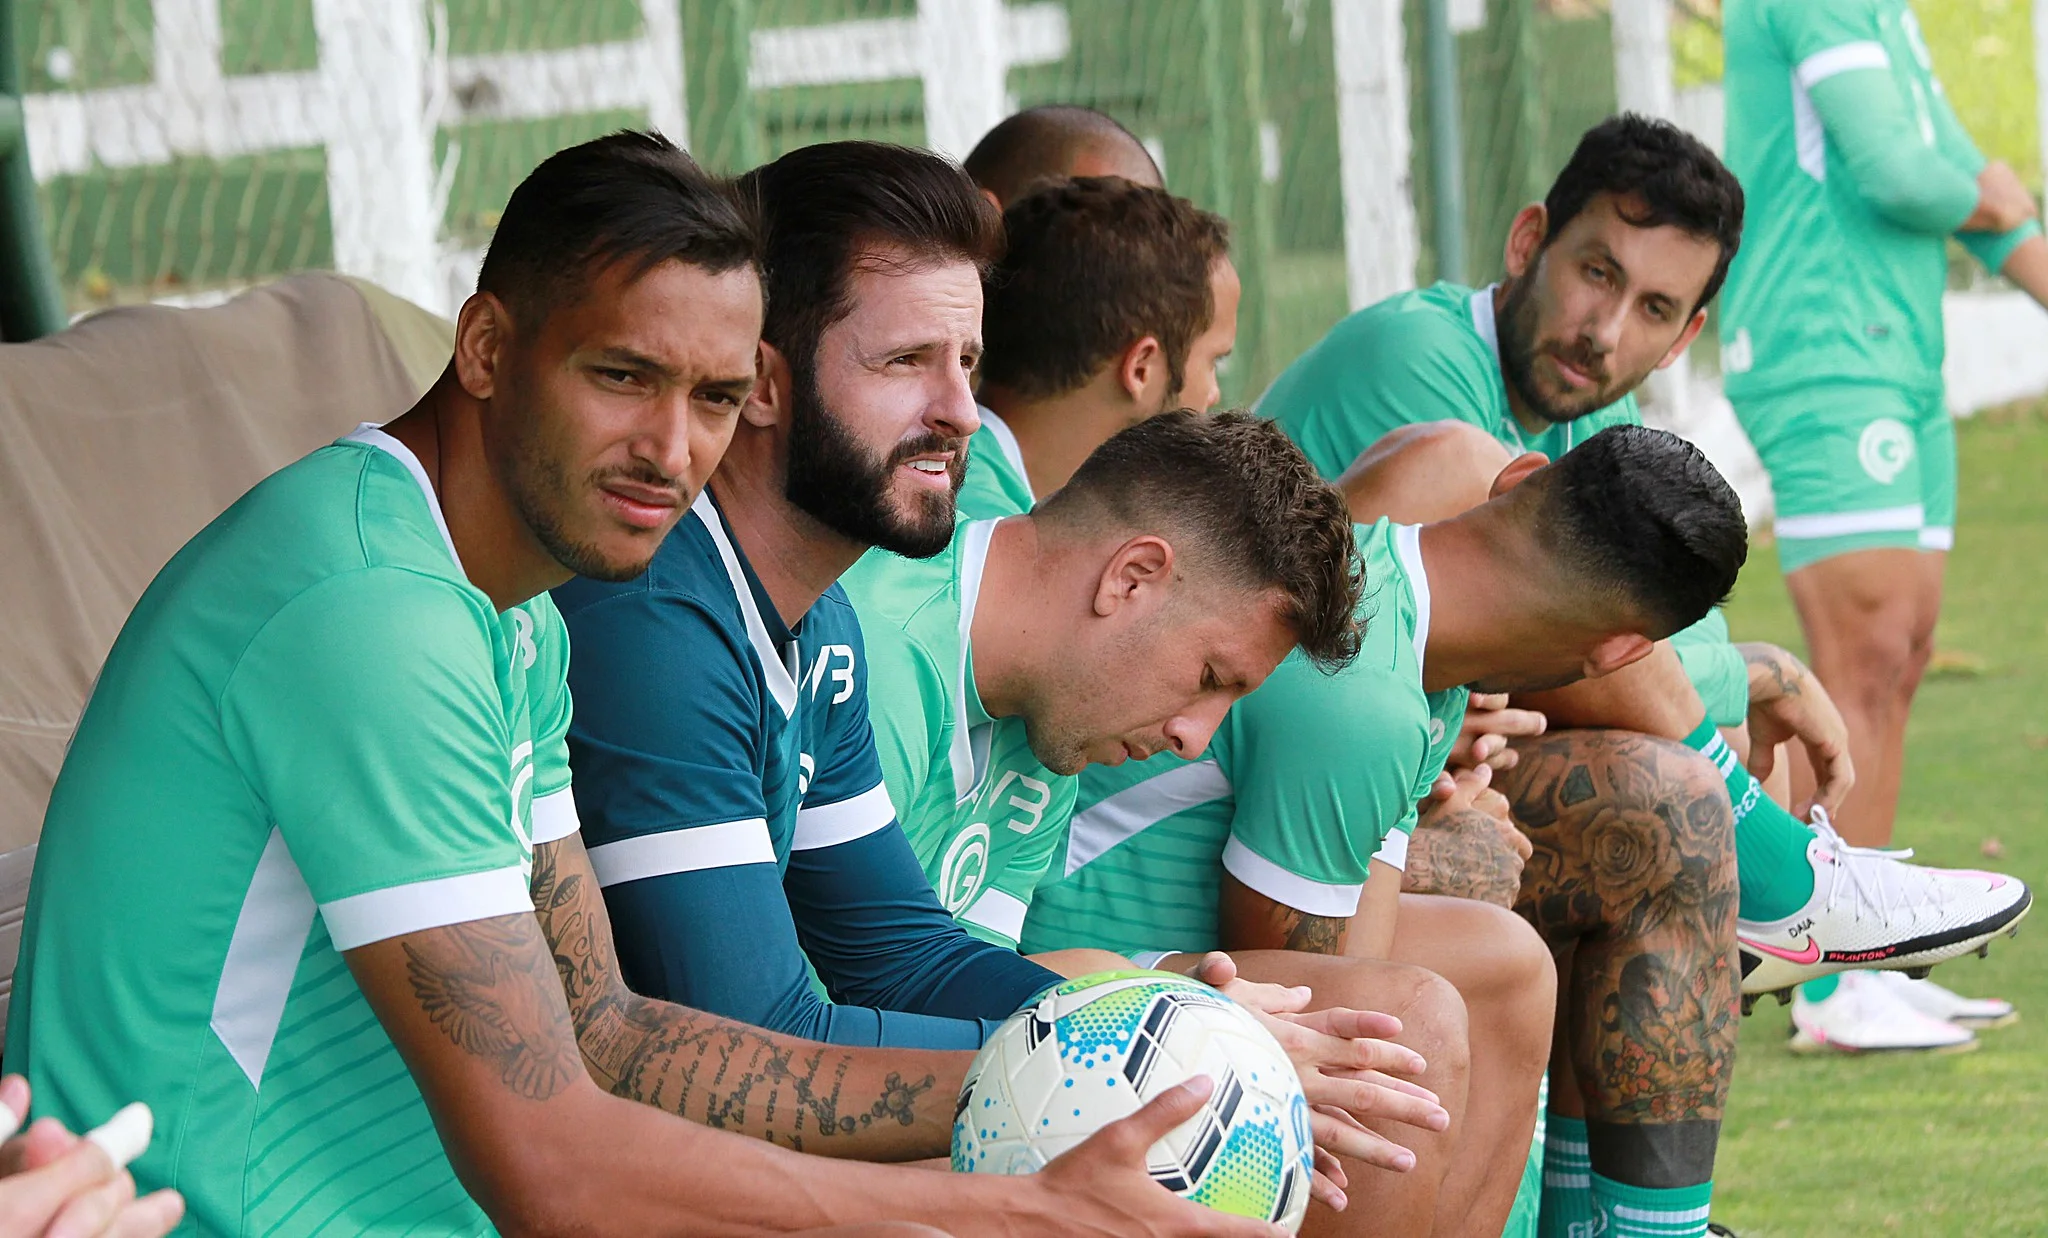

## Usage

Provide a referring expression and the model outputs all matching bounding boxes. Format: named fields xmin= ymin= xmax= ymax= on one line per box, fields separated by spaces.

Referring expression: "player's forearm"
xmin=1997 ymin=232 xmax=2048 ymax=311
xmin=1510 ymin=640 xmax=1701 ymax=739
xmin=1737 ymin=641 xmax=1806 ymax=706
xmin=1217 ymin=872 xmax=1349 ymax=955
xmin=529 ymin=835 xmax=967 ymax=1159
xmin=1400 ymin=813 xmax=1522 ymax=907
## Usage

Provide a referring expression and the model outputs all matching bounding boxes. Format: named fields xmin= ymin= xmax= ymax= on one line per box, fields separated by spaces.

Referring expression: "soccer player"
xmin=4 ymin=131 xmax=1285 ymax=1237
xmin=1258 ymin=114 xmax=2027 ymax=1236
xmin=1720 ymin=0 xmax=2048 ymax=1044
xmin=846 ymin=178 xmax=1497 ymax=1235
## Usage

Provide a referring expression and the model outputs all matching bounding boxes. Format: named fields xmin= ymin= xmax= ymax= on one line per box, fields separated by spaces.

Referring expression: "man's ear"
xmin=1487 ymin=451 xmax=1551 ymax=499
xmin=1582 ymin=631 xmax=1656 ymax=680
xmin=452 ymin=291 xmax=512 ymax=401
xmin=1093 ymin=533 xmax=1175 ymax=618
xmin=979 ymin=186 xmax=1003 ymax=212
xmin=1502 ymin=203 xmax=1549 ymax=279
xmin=1656 ymin=307 xmax=1710 ymax=371
xmin=1118 ymin=336 xmax=1168 ymax=405
xmin=743 ymin=340 xmax=791 ymax=429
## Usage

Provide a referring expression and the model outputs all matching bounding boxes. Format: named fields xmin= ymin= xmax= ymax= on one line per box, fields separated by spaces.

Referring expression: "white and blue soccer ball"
xmin=951 ymin=969 xmax=1315 ymax=1233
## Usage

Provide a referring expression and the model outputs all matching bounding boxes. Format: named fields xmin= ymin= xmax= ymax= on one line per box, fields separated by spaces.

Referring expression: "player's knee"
xmin=1387 ymin=964 xmax=1470 ymax=1081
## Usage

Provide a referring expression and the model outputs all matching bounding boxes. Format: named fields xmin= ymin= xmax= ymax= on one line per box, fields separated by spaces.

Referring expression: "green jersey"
xmin=1259 ymin=281 xmax=1641 ymax=481
xmin=7 ymin=427 xmax=572 ymax=1236
xmin=1021 ymin=520 xmax=1467 ymax=957
xmin=843 ymin=518 xmax=1076 ymax=947
xmin=1721 ymin=0 xmax=2040 ymax=400
xmin=961 ymin=407 xmax=1035 ymax=520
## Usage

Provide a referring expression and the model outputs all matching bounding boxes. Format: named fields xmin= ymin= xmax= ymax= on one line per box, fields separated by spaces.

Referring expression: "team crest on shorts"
xmin=1857 ymin=418 xmax=1914 ymax=485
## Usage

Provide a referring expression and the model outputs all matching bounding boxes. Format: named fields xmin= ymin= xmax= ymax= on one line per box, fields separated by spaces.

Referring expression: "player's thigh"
xmin=1737 ymin=383 xmax=1927 ymax=573
xmin=1387 ymin=895 xmax=1555 ymax=1029
xmin=1213 ymin=950 xmax=1469 ymax=1047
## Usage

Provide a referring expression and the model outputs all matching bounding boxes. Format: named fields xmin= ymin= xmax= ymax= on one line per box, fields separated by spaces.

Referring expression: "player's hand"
xmin=1032 ymin=1077 xmax=1292 ymax=1235
xmin=0 ymin=1078 xmax=184 ymax=1238
xmin=1183 ymin=958 xmax=1448 ymax=1186
xmin=1407 ymin=767 xmax=1527 ymax=907
xmin=1447 ymin=695 xmax=1546 ymax=774
xmin=1964 ymin=161 xmax=2039 ymax=234
xmin=1738 ymin=643 xmax=1854 ymax=817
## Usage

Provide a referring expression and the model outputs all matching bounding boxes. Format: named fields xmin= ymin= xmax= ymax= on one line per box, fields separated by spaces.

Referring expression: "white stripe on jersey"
xmin=321 ymin=865 xmax=533 ymax=951
xmin=792 ymin=782 xmax=897 ymax=851
xmin=1064 ymin=758 xmax=1231 ymax=877
xmin=948 ymin=520 xmax=1001 ymax=802
xmin=959 ymin=887 xmax=1029 ymax=942
xmin=585 ymin=818 xmax=776 ymax=886
xmin=1371 ymin=828 xmax=1410 ymax=872
xmin=1775 ymin=503 xmax=1924 ymax=539
xmin=1795 ymin=41 xmax=1890 ymax=90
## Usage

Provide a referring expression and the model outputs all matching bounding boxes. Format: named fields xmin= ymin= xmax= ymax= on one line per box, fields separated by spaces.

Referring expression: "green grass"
xmin=1711 ymin=403 xmax=2048 ymax=1236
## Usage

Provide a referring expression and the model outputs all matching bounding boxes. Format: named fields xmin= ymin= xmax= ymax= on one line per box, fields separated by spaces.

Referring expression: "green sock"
xmin=1538 ymin=1115 xmax=1597 ymax=1238
xmin=1680 ymin=717 xmax=1816 ymax=921
xmin=1801 ymin=973 xmax=1843 ymax=1002
xmin=1591 ymin=1173 xmax=1714 ymax=1238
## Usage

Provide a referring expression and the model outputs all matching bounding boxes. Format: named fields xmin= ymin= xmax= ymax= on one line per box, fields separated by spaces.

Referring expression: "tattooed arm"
xmin=528 ymin=832 xmax=958 ymax=1161
xmin=346 ymin=899 xmax=1285 ymax=1237
xmin=1217 ymin=872 xmax=1354 ymax=955
xmin=1738 ymin=641 xmax=1854 ymax=815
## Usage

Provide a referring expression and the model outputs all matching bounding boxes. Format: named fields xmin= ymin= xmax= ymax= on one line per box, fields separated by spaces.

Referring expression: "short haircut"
xmin=1527 ymin=425 xmax=1748 ymax=637
xmin=1039 ymin=410 xmax=1364 ymax=670
xmin=736 ymin=141 xmax=1003 ymax=383
xmin=477 ymin=130 xmax=758 ymax=328
xmin=964 ymin=105 xmax=1162 ymax=206
xmin=1543 ymin=114 xmax=1745 ymax=311
xmin=980 ymin=177 xmax=1230 ymax=402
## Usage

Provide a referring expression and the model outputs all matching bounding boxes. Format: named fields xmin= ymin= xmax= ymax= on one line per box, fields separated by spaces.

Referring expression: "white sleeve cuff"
xmin=791 ymin=782 xmax=897 ymax=851
xmin=1795 ymin=41 xmax=1889 ymax=89
xmin=321 ymin=866 xmax=533 ymax=951
xmin=585 ymin=818 xmax=776 ymax=887
xmin=1370 ymin=828 xmax=1410 ymax=873
xmin=1221 ymin=836 xmax=1363 ymax=918
xmin=529 ymin=788 xmax=581 ymax=845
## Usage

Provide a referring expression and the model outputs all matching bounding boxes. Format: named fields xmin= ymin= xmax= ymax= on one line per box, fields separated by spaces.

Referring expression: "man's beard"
xmin=783 ymin=364 xmax=964 ymax=559
xmin=1498 ymin=276 xmax=1633 ymax=425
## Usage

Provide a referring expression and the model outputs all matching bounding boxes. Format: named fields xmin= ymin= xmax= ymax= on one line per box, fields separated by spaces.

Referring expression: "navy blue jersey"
xmin=556 ymin=491 xmax=1055 ymax=1048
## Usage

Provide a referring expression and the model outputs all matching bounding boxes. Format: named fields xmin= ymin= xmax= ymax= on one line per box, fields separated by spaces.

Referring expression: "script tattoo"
xmin=527 ymin=836 xmax=939 ymax=1154
xmin=1498 ymin=729 xmax=1739 ymax=1124
xmin=1402 ymin=808 xmax=1526 ymax=908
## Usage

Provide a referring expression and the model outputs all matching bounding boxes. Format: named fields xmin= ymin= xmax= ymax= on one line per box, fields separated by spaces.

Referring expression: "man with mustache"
xmin=1260 ymin=114 xmax=2028 ymax=1237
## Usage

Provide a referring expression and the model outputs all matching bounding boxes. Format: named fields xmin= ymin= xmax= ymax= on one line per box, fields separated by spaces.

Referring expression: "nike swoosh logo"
xmin=1739 ymin=935 xmax=1822 ymax=965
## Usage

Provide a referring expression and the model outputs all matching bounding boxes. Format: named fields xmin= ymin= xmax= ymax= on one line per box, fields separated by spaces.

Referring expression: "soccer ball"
xmin=951 ymin=969 xmax=1314 ymax=1233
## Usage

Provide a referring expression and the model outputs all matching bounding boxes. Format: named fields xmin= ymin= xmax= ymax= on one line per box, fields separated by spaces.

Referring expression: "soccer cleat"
xmin=1788 ymin=970 xmax=1976 ymax=1054
xmin=1737 ymin=809 xmax=2033 ymax=997
xmin=1872 ymin=970 xmax=2018 ymax=1029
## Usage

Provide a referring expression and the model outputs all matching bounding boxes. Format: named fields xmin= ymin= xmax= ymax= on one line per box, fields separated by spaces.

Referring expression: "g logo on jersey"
xmin=1858 ymin=418 xmax=1914 ymax=485
xmin=938 ymin=823 xmax=991 ymax=914
xmin=509 ymin=740 xmax=536 ymax=873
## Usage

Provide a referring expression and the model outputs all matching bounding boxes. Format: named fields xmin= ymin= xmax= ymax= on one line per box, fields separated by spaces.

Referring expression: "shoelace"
xmin=1810 ymin=807 xmax=1941 ymax=925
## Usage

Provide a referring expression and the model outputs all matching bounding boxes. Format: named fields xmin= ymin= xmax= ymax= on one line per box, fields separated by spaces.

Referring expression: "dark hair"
xmin=735 ymin=141 xmax=1002 ymax=387
xmin=1530 ymin=425 xmax=1748 ymax=637
xmin=980 ymin=178 xmax=1230 ymax=402
xmin=477 ymin=130 xmax=758 ymax=327
xmin=1543 ymin=114 xmax=1745 ymax=311
xmin=1040 ymin=410 xmax=1364 ymax=671
xmin=964 ymin=105 xmax=1162 ymax=206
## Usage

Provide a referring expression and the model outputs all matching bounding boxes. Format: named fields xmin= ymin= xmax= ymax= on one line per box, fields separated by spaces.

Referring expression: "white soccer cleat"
xmin=1788 ymin=971 xmax=1976 ymax=1055
xmin=1737 ymin=810 xmax=2032 ymax=1002
xmin=1871 ymin=970 xmax=2017 ymax=1029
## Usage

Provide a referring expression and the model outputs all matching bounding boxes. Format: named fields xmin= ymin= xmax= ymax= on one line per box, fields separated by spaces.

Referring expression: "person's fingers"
xmin=1474 ymin=788 xmax=1512 ymax=818
xmin=100 ymin=1190 xmax=185 ymax=1238
xmin=1462 ymin=763 xmax=1493 ymax=789
xmin=1313 ymin=1145 xmax=1347 ymax=1192
xmin=1309 ymin=1106 xmax=1417 ymax=1173
xmin=1427 ymin=771 xmax=1456 ymax=801
xmin=1486 ymin=746 xmax=1520 ymax=772
xmin=1468 ymin=693 xmax=1511 ymax=712
xmin=1273 ymin=1006 xmax=1404 ymax=1043
xmin=1327 ymin=1069 xmax=1442 ymax=1106
xmin=1308 ymin=1164 xmax=1347 ymax=1212
xmin=10 ymin=1117 xmax=84 ymax=1175
xmin=1 ymin=1139 xmax=121 ymax=1231
xmin=43 ymin=1166 xmax=137 ymax=1238
xmin=1480 ymin=708 xmax=1547 ymax=737
xmin=1090 ymin=1076 xmax=1214 ymax=1160
xmin=1189 ymin=951 xmax=1238 ymax=987
xmin=1230 ymin=980 xmax=1312 ymax=1016
xmin=1305 ymin=1076 xmax=1449 ymax=1134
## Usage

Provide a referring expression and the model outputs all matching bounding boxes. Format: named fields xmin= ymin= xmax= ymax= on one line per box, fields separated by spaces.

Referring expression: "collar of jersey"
xmin=690 ymin=488 xmax=801 ymax=718
xmin=978 ymin=405 xmax=1031 ymax=488
xmin=1391 ymin=522 xmax=1432 ymax=675
xmin=1464 ymin=284 xmax=1533 ymax=453
xmin=342 ymin=423 xmax=465 ymax=574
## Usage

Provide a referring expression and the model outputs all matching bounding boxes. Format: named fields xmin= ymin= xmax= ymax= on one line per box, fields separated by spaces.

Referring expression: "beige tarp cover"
xmin=0 ymin=274 xmax=454 ymax=1023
